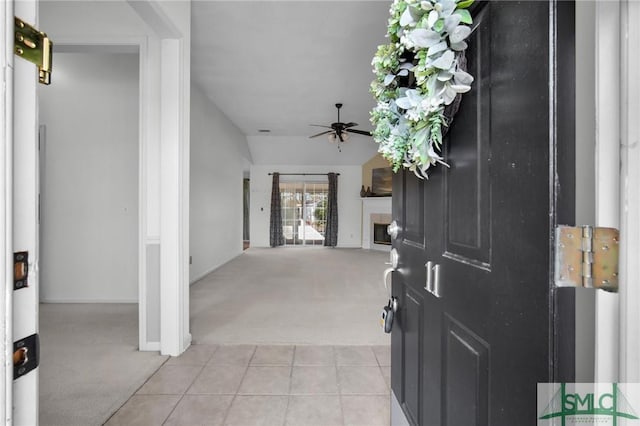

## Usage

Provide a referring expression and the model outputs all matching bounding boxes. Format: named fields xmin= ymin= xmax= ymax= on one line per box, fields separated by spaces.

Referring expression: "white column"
xmin=160 ymin=39 xmax=188 ymax=356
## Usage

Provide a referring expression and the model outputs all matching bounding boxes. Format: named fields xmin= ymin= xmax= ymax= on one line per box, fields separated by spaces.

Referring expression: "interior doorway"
xmin=37 ymin=47 xmax=151 ymax=424
xmin=243 ymin=177 xmax=250 ymax=250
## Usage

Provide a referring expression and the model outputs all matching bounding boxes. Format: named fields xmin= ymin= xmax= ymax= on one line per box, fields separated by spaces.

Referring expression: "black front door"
xmin=391 ymin=2 xmax=576 ymax=425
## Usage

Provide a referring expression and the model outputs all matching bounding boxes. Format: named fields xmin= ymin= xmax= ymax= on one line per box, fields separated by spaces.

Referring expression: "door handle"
xmin=383 ymin=267 xmax=393 ymax=293
xmin=383 ymin=268 xmax=398 ymax=313
xmin=385 ymin=248 xmax=399 ymax=269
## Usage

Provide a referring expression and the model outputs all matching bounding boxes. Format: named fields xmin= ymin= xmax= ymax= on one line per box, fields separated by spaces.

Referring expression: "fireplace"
xmin=373 ymin=223 xmax=392 ymax=245
xmin=361 ymin=197 xmax=392 ymax=251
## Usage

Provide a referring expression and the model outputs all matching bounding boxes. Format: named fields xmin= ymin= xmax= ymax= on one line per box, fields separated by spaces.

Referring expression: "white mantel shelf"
xmin=361 ymin=197 xmax=392 ymax=251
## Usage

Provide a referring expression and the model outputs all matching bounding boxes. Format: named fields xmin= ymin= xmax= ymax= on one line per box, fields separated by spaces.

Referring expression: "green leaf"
xmin=454 ymin=9 xmax=473 ymax=24
xmin=456 ymin=0 xmax=475 ymax=9
xmin=433 ymin=18 xmax=445 ymax=33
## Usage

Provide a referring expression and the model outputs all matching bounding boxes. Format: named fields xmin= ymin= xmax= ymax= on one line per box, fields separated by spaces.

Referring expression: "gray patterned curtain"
xmin=324 ymin=173 xmax=338 ymax=247
xmin=269 ymin=173 xmax=284 ymax=247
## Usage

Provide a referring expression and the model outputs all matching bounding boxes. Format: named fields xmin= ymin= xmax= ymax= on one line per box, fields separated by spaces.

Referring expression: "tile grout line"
xmin=282 ymin=346 xmax=297 ymax=426
xmin=102 ymin=355 xmax=172 ymax=425
xmin=161 ymin=358 xmax=209 ymax=425
xmin=219 ymin=345 xmax=257 ymax=425
xmin=335 ymin=345 xmax=347 ymax=426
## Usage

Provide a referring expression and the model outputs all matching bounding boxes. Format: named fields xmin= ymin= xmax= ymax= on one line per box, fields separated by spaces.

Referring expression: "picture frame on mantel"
xmin=371 ymin=167 xmax=392 ymax=196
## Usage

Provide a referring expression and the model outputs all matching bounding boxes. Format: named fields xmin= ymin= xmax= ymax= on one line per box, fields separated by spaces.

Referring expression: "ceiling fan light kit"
xmin=308 ymin=103 xmax=372 ymax=151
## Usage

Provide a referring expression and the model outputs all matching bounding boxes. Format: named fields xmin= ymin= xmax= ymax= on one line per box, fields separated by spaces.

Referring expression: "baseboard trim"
xmin=140 ymin=341 xmax=160 ymax=351
xmin=189 ymin=252 xmax=243 ymax=285
xmin=40 ymin=299 xmax=138 ymax=304
xmin=183 ymin=333 xmax=192 ymax=352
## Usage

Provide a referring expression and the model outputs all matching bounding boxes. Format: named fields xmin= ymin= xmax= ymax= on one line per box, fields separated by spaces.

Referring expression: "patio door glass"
xmin=280 ymin=181 xmax=328 ymax=246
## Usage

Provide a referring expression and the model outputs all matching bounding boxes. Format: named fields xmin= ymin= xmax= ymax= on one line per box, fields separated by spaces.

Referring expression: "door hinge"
xmin=14 ymin=17 xmax=52 ymax=85
xmin=554 ymin=225 xmax=619 ymax=292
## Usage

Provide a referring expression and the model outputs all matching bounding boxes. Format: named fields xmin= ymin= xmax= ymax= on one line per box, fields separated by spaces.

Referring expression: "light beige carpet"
xmin=190 ymin=248 xmax=391 ymax=346
xmin=39 ymin=304 xmax=168 ymax=426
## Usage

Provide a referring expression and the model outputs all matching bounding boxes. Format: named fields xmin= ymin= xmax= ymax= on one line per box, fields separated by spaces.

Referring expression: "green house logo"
xmin=539 ymin=383 xmax=639 ymax=425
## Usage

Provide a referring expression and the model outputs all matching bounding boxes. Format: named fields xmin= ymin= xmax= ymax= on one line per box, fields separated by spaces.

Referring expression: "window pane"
xmin=280 ymin=181 xmax=329 ymax=246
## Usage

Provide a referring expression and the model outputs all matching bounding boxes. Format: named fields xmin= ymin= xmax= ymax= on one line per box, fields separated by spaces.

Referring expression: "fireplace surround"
xmin=361 ymin=197 xmax=392 ymax=251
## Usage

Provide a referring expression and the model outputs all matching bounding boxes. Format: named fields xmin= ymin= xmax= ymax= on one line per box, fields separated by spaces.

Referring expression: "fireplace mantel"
xmin=361 ymin=197 xmax=392 ymax=251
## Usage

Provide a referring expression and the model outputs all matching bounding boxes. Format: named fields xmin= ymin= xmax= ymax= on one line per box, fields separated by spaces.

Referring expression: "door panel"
xmin=443 ymin=315 xmax=489 ymax=426
xmin=443 ymin=9 xmax=491 ymax=269
xmin=391 ymin=2 xmax=576 ymax=425
xmin=401 ymin=287 xmax=424 ymax=425
xmin=402 ymin=173 xmax=425 ymax=248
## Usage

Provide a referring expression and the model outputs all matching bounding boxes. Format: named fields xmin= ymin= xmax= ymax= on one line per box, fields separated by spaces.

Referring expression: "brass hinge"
xmin=14 ymin=17 xmax=52 ymax=85
xmin=554 ymin=225 xmax=619 ymax=292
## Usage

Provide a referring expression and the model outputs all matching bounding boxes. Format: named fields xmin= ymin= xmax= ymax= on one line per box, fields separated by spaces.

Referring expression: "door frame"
xmin=1 ymin=0 xmax=15 ymax=423
xmin=593 ymin=0 xmax=621 ymax=383
xmin=4 ymin=0 xmax=40 ymax=423
xmin=618 ymin=0 xmax=640 ymax=382
xmin=593 ymin=0 xmax=640 ymax=383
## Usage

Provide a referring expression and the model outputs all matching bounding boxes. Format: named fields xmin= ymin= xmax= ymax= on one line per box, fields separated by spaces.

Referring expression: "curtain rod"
xmin=268 ymin=173 xmax=340 ymax=176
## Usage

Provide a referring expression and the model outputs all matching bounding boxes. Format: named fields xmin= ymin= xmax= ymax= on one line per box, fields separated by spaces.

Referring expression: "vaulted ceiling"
xmin=190 ymin=1 xmax=391 ymax=165
xmin=40 ymin=0 xmax=392 ymax=166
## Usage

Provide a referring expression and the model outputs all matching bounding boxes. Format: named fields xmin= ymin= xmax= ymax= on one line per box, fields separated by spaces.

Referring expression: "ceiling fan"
xmin=309 ymin=103 xmax=372 ymax=151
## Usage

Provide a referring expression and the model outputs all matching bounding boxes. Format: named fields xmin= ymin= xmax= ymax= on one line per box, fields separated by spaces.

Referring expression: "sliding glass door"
xmin=280 ymin=181 xmax=328 ymax=246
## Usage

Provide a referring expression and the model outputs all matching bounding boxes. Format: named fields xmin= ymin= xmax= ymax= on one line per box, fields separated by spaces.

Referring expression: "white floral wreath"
xmin=370 ymin=0 xmax=475 ymax=178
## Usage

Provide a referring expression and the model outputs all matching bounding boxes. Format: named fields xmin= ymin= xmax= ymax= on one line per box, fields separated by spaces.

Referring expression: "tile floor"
xmin=105 ymin=344 xmax=391 ymax=426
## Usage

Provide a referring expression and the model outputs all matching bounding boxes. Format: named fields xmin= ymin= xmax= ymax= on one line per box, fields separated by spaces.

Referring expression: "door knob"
xmin=387 ymin=220 xmax=400 ymax=239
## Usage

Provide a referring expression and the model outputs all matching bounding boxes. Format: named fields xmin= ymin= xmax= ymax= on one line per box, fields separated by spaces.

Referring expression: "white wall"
xmin=247 ymin=135 xmax=379 ymax=166
xmin=39 ymin=52 xmax=139 ymax=302
xmin=250 ymin=165 xmax=363 ymax=248
xmin=190 ymin=85 xmax=251 ymax=282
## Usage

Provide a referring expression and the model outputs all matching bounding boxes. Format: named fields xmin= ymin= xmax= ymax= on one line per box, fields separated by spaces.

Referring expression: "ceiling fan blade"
xmin=345 ymin=128 xmax=373 ymax=136
xmin=310 ymin=124 xmax=333 ymax=129
xmin=344 ymin=122 xmax=358 ymax=128
xmin=309 ymin=130 xmax=333 ymax=138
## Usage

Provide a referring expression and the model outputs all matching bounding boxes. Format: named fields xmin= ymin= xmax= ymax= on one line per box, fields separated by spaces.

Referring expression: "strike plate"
xmin=14 ymin=251 xmax=29 ymax=290
xmin=13 ymin=334 xmax=39 ymax=380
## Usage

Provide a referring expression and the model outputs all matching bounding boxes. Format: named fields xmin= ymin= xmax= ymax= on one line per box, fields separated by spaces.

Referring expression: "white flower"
xmin=371 ymin=0 xmax=474 ymax=178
